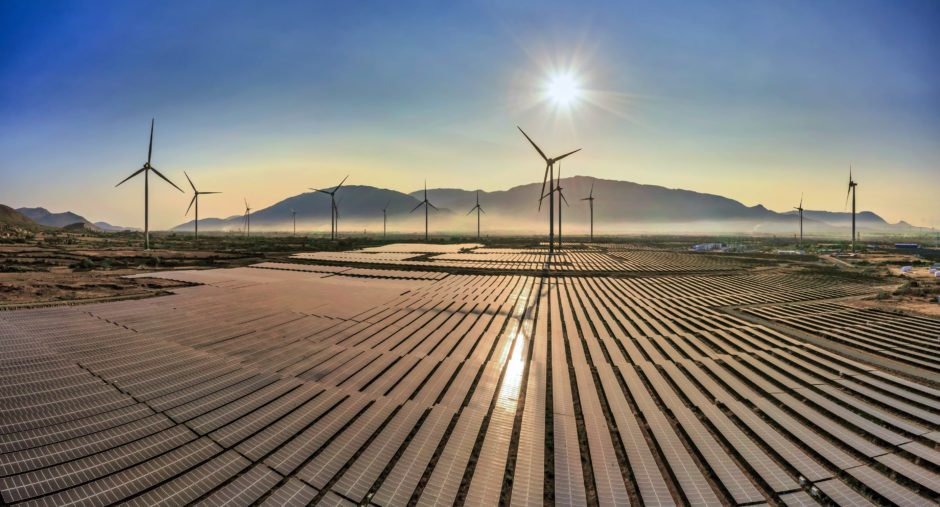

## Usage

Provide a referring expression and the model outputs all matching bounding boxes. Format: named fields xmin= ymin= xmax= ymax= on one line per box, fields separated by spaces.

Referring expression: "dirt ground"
xmin=0 ymin=270 xmax=192 ymax=307
xmin=846 ymin=297 xmax=940 ymax=318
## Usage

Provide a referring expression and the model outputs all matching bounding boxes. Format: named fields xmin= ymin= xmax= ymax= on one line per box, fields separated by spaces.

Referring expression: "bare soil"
xmin=0 ymin=270 xmax=191 ymax=306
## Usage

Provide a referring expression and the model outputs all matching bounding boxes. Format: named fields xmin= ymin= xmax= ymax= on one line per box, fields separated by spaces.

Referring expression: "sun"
xmin=545 ymin=73 xmax=581 ymax=108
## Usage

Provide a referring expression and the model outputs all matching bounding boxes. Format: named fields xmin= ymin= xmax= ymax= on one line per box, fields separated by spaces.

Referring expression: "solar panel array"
xmin=742 ymin=302 xmax=940 ymax=373
xmin=1 ymin=247 xmax=938 ymax=506
xmin=291 ymin=243 xmax=748 ymax=274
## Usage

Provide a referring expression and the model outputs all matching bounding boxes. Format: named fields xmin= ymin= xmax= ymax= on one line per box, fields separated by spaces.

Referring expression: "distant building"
xmin=895 ymin=243 xmax=919 ymax=249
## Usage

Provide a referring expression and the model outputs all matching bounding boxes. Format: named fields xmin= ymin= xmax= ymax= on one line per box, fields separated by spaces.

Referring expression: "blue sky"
xmin=1 ymin=0 xmax=937 ymax=229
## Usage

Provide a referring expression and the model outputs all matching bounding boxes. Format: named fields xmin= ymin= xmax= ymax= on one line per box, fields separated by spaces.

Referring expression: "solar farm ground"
xmin=1 ymin=244 xmax=938 ymax=506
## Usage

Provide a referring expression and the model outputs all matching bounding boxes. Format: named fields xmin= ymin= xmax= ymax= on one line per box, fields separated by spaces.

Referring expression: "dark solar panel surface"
xmin=1 ymin=246 xmax=937 ymax=505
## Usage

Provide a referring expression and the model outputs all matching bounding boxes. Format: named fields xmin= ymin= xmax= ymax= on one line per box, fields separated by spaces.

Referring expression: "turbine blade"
xmin=184 ymin=171 xmax=196 ymax=192
xmin=479 ymin=206 xmax=485 ymax=214
xmin=537 ymin=164 xmax=550 ymax=211
xmin=799 ymin=192 xmax=803 ymax=208
xmin=410 ymin=202 xmax=423 ymax=213
xmin=151 ymin=167 xmax=183 ymax=192
xmin=186 ymin=194 xmax=196 ymax=216
xmin=560 ymin=193 xmax=569 ymax=206
xmin=590 ymin=181 xmax=594 ymax=198
xmin=517 ymin=126 xmax=549 ymax=162
xmin=147 ymin=118 xmax=154 ymax=165
xmin=552 ymin=148 xmax=581 ymax=162
xmin=466 ymin=207 xmax=475 ymax=215
xmin=334 ymin=175 xmax=349 ymax=192
xmin=201 ymin=191 xmax=221 ymax=194
xmin=845 ymin=187 xmax=851 ymax=210
xmin=115 ymin=167 xmax=146 ymax=187
xmin=428 ymin=201 xmax=438 ymax=211
xmin=244 ymin=197 xmax=249 ymax=209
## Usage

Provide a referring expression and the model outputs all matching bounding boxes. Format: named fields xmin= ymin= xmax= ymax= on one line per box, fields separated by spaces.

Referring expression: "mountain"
xmin=94 ymin=222 xmax=139 ymax=232
xmin=0 ymin=205 xmax=42 ymax=235
xmin=62 ymin=222 xmax=102 ymax=232
xmin=409 ymin=177 xmax=784 ymax=223
xmin=17 ymin=207 xmax=94 ymax=228
xmin=171 ymin=176 xmax=928 ymax=235
xmin=173 ymin=185 xmax=433 ymax=232
xmin=16 ymin=207 xmax=136 ymax=232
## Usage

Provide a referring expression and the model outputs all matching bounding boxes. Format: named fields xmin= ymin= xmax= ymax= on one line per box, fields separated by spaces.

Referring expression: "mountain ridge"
xmin=169 ymin=176 xmax=927 ymax=235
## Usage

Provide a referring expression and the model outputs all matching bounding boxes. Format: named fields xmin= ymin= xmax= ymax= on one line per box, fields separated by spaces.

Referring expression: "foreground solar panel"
xmin=1 ymin=245 xmax=938 ymax=505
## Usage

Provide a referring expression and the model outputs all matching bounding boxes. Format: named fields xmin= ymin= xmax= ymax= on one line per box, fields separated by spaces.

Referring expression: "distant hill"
xmin=17 ymin=207 xmax=93 ymax=228
xmin=173 ymin=185 xmax=432 ymax=232
xmin=170 ymin=176 xmax=928 ymax=235
xmin=0 ymin=205 xmax=41 ymax=235
xmin=62 ymin=221 xmax=102 ymax=233
xmin=17 ymin=207 xmax=135 ymax=232
xmin=93 ymin=222 xmax=139 ymax=232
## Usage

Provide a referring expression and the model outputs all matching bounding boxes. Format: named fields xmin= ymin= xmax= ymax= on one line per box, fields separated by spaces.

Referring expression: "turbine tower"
xmin=543 ymin=165 xmax=570 ymax=249
xmin=311 ymin=175 xmax=348 ymax=240
xmin=115 ymin=118 xmax=183 ymax=250
xmin=517 ymin=126 xmax=580 ymax=256
xmin=184 ymin=172 xmax=221 ymax=241
xmin=410 ymin=181 xmax=438 ymax=241
xmin=382 ymin=201 xmax=390 ymax=238
xmin=466 ymin=190 xmax=485 ymax=240
xmin=794 ymin=193 xmax=803 ymax=248
xmin=243 ymin=199 xmax=251 ymax=238
xmin=846 ymin=167 xmax=858 ymax=251
xmin=333 ymin=198 xmax=341 ymax=237
xmin=581 ymin=181 xmax=595 ymax=243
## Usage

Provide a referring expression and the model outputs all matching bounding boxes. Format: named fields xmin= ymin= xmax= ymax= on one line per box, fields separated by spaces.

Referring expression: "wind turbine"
xmin=794 ymin=193 xmax=804 ymax=248
xmin=382 ymin=201 xmax=390 ymax=238
xmin=184 ymin=172 xmax=220 ymax=241
xmin=581 ymin=181 xmax=595 ymax=243
xmin=243 ymin=198 xmax=251 ymax=238
xmin=845 ymin=167 xmax=858 ymax=251
xmin=333 ymin=198 xmax=341 ymax=237
xmin=290 ymin=208 xmax=296 ymax=236
xmin=310 ymin=175 xmax=348 ymax=240
xmin=411 ymin=181 xmax=438 ymax=241
xmin=517 ymin=126 xmax=580 ymax=256
xmin=115 ymin=118 xmax=183 ymax=250
xmin=466 ymin=190 xmax=485 ymax=240
xmin=552 ymin=165 xmax=570 ymax=249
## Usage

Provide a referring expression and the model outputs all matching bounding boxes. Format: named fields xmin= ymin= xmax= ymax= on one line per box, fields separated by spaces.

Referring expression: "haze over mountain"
xmin=16 ymin=207 xmax=135 ymax=232
xmin=172 ymin=176 xmax=930 ymax=236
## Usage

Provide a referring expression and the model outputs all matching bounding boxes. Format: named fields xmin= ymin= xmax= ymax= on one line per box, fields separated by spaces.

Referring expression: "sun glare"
xmin=545 ymin=73 xmax=580 ymax=108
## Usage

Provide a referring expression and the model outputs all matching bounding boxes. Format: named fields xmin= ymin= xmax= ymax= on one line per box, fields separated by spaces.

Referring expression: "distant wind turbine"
xmin=115 ymin=118 xmax=183 ymax=250
xmin=184 ymin=172 xmax=220 ymax=241
xmin=794 ymin=193 xmax=804 ymax=248
xmin=382 ymin=201 xmax=390 ymax=238
xmin=410 ymin=181 xmax=438 ymax=241
xmin=581 ymin=181 xmax=595 ymax=243
xmin=290 ymin=208 xmax=296 ymax=236
xmin=311 ymin=175 xmax=348 ymax=240
xmin=466 ymin=191 xmax=486 ymax=240
xmin=845 ymin=167 xmax=858 ymax=251
xmin=243 ymin=198 xmax=251 ymax=238
xmin=517 ymin=126 xmax=580 ymax=256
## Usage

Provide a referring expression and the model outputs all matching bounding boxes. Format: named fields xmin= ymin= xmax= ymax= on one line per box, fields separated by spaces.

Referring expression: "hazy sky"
xmin=1 ymin=0 xmax=938 ymax=230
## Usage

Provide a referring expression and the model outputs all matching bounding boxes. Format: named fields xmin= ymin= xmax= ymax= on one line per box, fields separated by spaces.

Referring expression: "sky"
xmin=1 ymin=0 xmax=938 ymax=230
